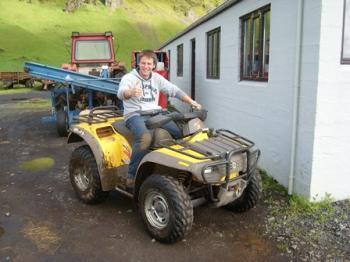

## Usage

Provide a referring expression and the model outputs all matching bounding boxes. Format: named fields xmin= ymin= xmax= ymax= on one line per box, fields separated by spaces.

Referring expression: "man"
xmin=117 ymin=50 xmax=202 ymax=187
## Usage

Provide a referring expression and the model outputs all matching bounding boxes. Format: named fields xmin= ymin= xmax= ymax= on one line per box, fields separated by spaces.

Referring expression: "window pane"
xmin=240 ymin=5 xmax=270 ymax=81
xmin=208 ymin=34 xmax=213 ymax=76
xmin=252 ymin=16 xmax=261 ymax=78
xmin=177 ymin=44 xmax=183 ymax=76
xmin=207 ymin=28 xmax=220 ymax=78
xmin=242 ymin=19 xmax=251 ymax=77
xmin=342 ymin=0 xmax=350 ymax=62
xmin=263 ymin=11 xmax=270 ymax=78
xmin=75 ymin=40 xmax=111 ymax=60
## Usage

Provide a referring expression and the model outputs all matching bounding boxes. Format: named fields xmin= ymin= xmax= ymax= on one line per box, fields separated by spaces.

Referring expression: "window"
xmin=240 ymin=5 xmax=270 ymax=81
xmin=177 ymin=44 xmax=183 ymax=77
xmin=207 ymin=27 xmax=220 ymax=79
xmin=75 ymin=40 xmax=111 ymax=60
xmin=342 ymin=0 xmax=350 ymax=64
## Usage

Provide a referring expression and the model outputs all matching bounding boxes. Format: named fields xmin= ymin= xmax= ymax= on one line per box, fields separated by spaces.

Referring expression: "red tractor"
xmin=62 ymin=31 xmax=126 ymax=78
xmin=48 ymin=31 xmax=127 ymax=136
xmin=131 ymin=50 xmax=169 ymax=108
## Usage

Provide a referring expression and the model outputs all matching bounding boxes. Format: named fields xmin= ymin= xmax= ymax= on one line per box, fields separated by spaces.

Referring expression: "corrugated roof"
xmin=159 ymin=0 xmax=241 ymax=49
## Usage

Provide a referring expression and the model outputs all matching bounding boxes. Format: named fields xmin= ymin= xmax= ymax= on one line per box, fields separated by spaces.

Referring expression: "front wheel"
xmin=138 ymin=175 xmax=193 ymax=243
xmin=225 ymin=169 xmax=262 ymax=212
xmin=56 ymin=110 xmax=69 ymax=137
xmin=69 ymin=145 xmax=109 ymax=204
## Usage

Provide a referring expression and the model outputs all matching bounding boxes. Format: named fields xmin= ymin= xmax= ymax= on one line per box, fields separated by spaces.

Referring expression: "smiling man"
xmin=117 ymin=50 xmax=201 ymax=187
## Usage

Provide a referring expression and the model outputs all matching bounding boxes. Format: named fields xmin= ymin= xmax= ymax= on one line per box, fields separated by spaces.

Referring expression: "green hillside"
xmin=0 ymin=0 xmax=222 ymax=71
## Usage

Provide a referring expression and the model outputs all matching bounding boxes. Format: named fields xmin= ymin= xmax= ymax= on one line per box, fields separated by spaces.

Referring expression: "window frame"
xmin=240 ymin=4 xmax=271 ymax=82
xmin=177 ymin=44 xmax=184 ymax=77
xmin=341 ymin=0 xmax=350 ymax=64
xmin=206 ymin=27 xmax=221 ymax=79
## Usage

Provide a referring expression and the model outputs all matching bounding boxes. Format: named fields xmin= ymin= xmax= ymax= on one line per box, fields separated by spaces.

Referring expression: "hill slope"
xmin=0 ymin=0 xmax=222 ymax=71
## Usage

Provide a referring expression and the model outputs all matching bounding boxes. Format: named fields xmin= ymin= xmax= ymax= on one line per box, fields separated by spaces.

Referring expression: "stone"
xmin=268 ymin=217 xmax=275 ymax=223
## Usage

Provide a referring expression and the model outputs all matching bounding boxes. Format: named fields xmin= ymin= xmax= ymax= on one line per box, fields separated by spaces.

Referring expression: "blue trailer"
xmin=24 ymin=62 xmax=121 ymax=136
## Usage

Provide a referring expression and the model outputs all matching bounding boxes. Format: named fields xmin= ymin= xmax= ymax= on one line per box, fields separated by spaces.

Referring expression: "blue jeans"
xmin=125 ymin=115 xmax=182 ymax=179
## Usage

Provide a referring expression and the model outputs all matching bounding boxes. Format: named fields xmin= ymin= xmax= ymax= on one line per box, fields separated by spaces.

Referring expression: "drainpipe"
xmin=288 ymin=0 xmax=304 ymax=195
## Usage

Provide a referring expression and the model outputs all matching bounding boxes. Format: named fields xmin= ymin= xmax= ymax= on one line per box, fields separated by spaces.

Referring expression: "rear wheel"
xmin=25 ymin=78 xmax=35 ymax=88
xmin=225 ymin=170 xmax=262 ymax=212
xmin=56 ymin=110 xmax=69 ymax=137
xmin=3 ymin=81 xmax=13 ymax=89
xmin=138 ymin=175 xmax=193 ymax=243
xmin=69 ymin=145 xmax=109 ymax=204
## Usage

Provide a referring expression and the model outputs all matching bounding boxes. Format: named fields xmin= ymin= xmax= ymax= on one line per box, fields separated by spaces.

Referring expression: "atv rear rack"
xmin=72 ymin=106 xmax=123 ymax=124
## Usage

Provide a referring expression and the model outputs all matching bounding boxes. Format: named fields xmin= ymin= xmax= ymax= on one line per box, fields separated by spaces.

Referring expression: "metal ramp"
xmin=24 ymin=61 xmax=120 ymax=94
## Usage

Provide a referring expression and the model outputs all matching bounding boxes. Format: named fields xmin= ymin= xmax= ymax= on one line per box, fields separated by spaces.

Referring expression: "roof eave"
xmin=159 ymin=0 xmax=242 ymax=49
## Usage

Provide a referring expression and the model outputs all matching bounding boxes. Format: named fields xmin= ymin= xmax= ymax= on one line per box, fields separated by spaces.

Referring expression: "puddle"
xmin=19 ymin=157 xmax=55 ymax=172
xmin=239 ymin=233 xmax=271 ymax=252
xmin=0 ymin=226 xmax=4 ymax=237
xmin=22 ymin=221 xmax=60 ymax=254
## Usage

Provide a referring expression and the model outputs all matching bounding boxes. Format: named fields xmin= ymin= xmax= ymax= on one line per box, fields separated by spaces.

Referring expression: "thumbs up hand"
xmin=131 ymin=81 xmax=142 ymax=98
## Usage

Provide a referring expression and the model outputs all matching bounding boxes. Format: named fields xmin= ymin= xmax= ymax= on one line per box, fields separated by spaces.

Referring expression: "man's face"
xmin=139 ymin=56 xmax=155 ymax=79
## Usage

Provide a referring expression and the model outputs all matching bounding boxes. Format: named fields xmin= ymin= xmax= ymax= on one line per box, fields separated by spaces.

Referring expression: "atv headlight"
xmin=202 ymin=164 xmax=226 ymax=183
xmin=230 ymin=154 xmax=247 ymax=173
xmin=203 ymin=167 xmax=213 ymax=175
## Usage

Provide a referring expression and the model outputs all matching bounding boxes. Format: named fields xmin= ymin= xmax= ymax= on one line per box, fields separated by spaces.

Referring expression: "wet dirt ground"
xmin=0 ymin=91 xmax=287 ymax=262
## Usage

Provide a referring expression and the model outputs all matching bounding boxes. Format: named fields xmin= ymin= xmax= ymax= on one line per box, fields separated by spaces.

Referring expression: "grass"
xmin=261 ymin=170 xmax=334 ymax=222
xmin=0 ymin=87 xmax=32 ymax=95
xmin=19 ymin=157 xmax=55 ymax=172
xmin=15 ymin=98 xmax=51 ymax=110
xmin=0 ymin=0 xmax=211 ymax=71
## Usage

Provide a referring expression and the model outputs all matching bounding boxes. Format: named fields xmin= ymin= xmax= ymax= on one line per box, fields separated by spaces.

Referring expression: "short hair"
xmin=139 ymin=49 xmax=158 ymax=66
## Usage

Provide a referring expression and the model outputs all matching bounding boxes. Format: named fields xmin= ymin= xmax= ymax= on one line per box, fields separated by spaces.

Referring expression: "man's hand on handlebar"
xmin=190 ymin=100 xmax=202 ymax=110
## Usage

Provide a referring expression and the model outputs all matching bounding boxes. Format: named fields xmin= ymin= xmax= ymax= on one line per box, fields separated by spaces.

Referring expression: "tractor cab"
xmin=62 ymin=31 xmax=125 ymax=78
xmin=131 ymin=50 xmax=169 ymax=108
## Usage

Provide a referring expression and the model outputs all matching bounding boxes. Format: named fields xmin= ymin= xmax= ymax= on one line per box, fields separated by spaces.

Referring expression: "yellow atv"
xmin=68 ymin=106 xmax=261 ymax=243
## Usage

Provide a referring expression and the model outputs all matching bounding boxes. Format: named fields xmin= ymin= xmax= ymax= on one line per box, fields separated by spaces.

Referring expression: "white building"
xmin=160 ymin=0 xmax=350 ymax=201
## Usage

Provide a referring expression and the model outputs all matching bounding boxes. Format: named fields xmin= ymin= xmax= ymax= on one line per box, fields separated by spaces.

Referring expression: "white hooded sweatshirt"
xmin=117 ymin=69 xmax=186 ymax=120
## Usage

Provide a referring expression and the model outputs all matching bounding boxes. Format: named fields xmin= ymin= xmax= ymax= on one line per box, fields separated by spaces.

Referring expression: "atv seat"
xmin=112 ymin=120 xmax=174 ymax=149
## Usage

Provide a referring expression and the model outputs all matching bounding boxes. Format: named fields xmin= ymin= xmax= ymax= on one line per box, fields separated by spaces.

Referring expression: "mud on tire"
xmin=138 ymin=175 xmax=193 ymax=243
xmin=225 ymin=169 xmax=262 ymax=212
xmin=69 ymin=145 xmax=109 ymax=204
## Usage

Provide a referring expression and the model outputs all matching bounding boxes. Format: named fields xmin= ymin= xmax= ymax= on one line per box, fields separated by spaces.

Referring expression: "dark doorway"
xmin=190 ymin=38 xmax=196 ymax=99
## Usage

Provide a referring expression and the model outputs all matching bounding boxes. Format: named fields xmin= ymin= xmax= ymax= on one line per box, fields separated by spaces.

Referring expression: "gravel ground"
xmin=1 ymin=90 xmax=349 ymax=261
xmin=262 ymin=182 xmax=350 ymax=261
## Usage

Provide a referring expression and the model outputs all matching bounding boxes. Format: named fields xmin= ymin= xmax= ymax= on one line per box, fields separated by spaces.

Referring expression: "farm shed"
xmin=160 ymin=0 xmax=350 ymax=201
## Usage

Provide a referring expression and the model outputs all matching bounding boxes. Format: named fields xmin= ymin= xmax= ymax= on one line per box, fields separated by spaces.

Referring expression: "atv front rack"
xmin=73 ymin=106 xmax=123 ymax=124
xmin=160 ymin=129 xmax=260 ymax=185
xmin=161 ymin=129 xmax=255 ymax=160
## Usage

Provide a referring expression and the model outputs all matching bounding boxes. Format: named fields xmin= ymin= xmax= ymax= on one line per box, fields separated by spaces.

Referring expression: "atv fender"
xmin=138 ymin=151 xmax=191 ymax=174
xmin=67 ymin=126 xmax=121 ymax=191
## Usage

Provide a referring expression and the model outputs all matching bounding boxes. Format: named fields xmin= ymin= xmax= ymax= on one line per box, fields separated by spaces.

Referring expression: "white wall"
xmin=294 ymin=0 xmax=322 ymax=198
xmin=310 ymin=0 xmax=350 ymax=201
xmin=164 ymin=0 xmax=304 ymax=191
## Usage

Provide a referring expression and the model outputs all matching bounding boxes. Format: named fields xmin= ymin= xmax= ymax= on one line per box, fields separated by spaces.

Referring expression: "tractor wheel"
xmin=56 ymin=110 xmax=69 ymax=137
xmin=225 ymin=170 xmax=262 ymax=212
xmin=138 ymin=175 xmax=193 ymax=243
xmin=3 ymin=81 xmax=13 ymax=89
xmin=69 ymin=145 xmax=109 ymax=204
xmin=25 ymin=78 xmax=35 ymax=88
